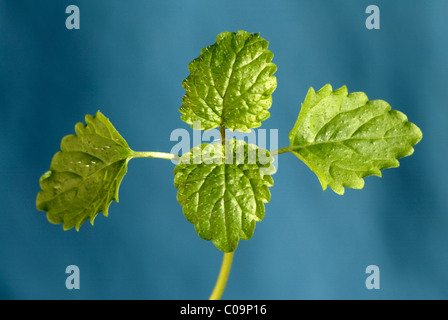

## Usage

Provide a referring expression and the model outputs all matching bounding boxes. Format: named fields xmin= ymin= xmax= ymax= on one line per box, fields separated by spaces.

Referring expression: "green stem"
xmin=131 ymin=151 xmax=178 ymax=161
xmin=209 ymin=252 xmax=234 ymax=300
xmin=270 ymin=146 xmax=291 ymax=156
xmin=208 ymin=126 xmax=233 ymax=300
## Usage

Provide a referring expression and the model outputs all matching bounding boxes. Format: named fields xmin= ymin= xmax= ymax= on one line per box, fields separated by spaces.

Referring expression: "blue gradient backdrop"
xmin=0 ymin=0 xmax=447 ymax=299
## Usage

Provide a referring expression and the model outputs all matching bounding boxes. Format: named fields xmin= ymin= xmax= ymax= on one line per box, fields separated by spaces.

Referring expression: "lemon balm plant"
xmin=36 ymin=30 xmax=422 ymax=299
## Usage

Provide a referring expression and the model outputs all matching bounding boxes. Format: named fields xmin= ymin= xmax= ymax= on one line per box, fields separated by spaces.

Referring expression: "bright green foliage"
xmin=179 ymin=30 xmax=277 ymax=132
xmin=288 ymin=84 xmax=423 ymax=194
xmin=36 ymin=111 xmax=133 ymax=230
xmin=35 ymin=30 xmax=423 ymax=262
xmin=173 ymin=140 xmax=275 ymax=252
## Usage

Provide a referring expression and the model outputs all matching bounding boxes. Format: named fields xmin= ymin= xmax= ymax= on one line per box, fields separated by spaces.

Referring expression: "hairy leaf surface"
xmin=289 ymin=84 xmax=422 ymax=194
xmin=179 ymin=30 xmax=277 ymax=132
xmin=36 ymin=111 xmax=133 ymax=230
xmin=174 ymin=140 xmax=275 ymax=252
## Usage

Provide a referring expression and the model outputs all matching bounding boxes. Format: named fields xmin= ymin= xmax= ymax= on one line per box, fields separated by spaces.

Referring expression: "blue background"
xmin=0 ymin=0 xmax=446 ymax=300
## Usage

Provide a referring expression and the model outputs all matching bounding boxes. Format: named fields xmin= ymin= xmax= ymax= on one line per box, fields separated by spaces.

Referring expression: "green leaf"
xmin=173 ymin=139 xmax=276 ymax=252
xmin=36 ymin=111 xmax=134 ymax=230
xmin=179 ymin=30 xmax=277 ymax=132
xmin=288 ymin=84 xmax=423 ymax=195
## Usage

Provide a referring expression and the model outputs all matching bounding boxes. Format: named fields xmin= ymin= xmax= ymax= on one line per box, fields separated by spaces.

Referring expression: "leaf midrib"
xmin=40 ymin=152 xmax=130 ymax=207
xmin=221 ymin=36 xmax=264 ymax=122
xmin=290 ymin=134 xmax=414 ymax=152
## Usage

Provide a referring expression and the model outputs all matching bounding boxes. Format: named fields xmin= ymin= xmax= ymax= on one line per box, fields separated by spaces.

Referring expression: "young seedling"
xmin=36 ymin=30 xmax=422 ymax=299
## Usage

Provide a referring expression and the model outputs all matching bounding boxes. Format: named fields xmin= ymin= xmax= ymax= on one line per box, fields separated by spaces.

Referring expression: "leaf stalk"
xmin=131 ymin=151 xmax=178 ymax=161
